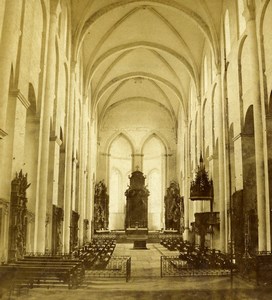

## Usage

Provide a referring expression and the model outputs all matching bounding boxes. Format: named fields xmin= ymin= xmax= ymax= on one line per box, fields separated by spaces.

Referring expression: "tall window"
xmin=109 ymin=135 xmax=132 ymax=230
xmin=143 ymin=136 xmax=165 ymax=230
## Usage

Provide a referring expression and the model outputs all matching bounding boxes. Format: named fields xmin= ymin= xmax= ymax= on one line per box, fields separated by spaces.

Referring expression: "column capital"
xmin=131 ymin=153 xmax=144 ymax=157
xmin=101 ymin=152 xmax=111 ymax=157
xmin=72 ymin=157 xmax=79 ymax=165
xmin=233 ymin=132 xmax=254 ymax=142
xmin=10 ymin=89 xmax=30 ymax=109
xmin=49 ymin=135 xmax=62 ymax=146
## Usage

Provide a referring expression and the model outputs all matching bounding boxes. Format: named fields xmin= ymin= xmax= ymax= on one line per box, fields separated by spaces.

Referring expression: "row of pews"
xmin=73 ymin=238 xmax=116 ymax=270
xmin=0 ymin=238 xmax=116 ymax=296
xmin=160 ymin=238 xmax=235 ymax=269
xmin=0 ymin=255 xmax=85 ymax=296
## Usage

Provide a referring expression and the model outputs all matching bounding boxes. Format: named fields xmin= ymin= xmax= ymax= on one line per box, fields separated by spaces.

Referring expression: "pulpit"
xmin=125 ymin=170 xmax=149 ymax=249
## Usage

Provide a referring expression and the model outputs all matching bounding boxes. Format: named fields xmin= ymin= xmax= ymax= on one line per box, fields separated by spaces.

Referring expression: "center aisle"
xmin=112 ymin=243 xmax=179 ymax=278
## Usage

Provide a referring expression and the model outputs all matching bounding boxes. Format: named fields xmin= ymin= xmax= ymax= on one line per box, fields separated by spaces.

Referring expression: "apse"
xmin=109 ymin=134 xmax=132 ymax=230
xmin=142 ymin=135 xmax=165 ymax=231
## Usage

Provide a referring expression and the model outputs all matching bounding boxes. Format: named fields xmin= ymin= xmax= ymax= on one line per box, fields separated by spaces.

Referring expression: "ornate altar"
xmin=164 ymin=181 xmax=184 ymax=233
xmin=125 ymin=170 xmax=149 ymax=229
xmin=94 ymin=180 xmax=109 ymax=231
xmin=8 ymin=170 xmax=30 ymax=261
xmin=52 ymin=205 xmax=63 ymax=254
xmin=70 ymin=210 xmax=79 ymax=252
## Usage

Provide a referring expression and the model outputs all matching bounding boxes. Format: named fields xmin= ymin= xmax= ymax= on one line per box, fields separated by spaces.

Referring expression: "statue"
xmin=94 ymin=180 xmax=109 ymax=231
xmin=9 ymin=170 xmax=30 ymax=261
xmin=164 ymin=181 xmax=184 ymax=232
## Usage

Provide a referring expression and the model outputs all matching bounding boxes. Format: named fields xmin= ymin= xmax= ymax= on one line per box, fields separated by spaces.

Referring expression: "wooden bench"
xmin=9 ymin=264 xmax=77 ymax=289
xmin=19 ymin=257 xmax=85 ymax=287
xmin=17 ymin=260 xmax=84 ymax=286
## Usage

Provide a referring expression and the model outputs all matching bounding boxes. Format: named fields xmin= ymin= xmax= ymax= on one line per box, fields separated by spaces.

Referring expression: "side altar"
xmin=125 ymin=170 xmax=149 ymax=249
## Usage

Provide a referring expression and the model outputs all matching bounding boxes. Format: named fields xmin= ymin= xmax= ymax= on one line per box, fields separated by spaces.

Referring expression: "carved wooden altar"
xmin=164 ymin=181 xmax=184 ymax=233
xmin=8 ymin=170 xmax=30 ymax=261
xmin=94 ymin=180 xmax=109 ymax=231
xmin=70 ymin=210 xmax=79 ymax=252
xmin=125 ymin=171 xmax=149 ymax=229
xmin=52 ymin=205 xmax=63 ymax=254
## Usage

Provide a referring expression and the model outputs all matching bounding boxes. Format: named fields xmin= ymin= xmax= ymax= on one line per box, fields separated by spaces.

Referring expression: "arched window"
xmin=109 ymin=135 xmax=132 ymax=229
xmin=109 ymin=169 xmax=121 ymax=214
xmin=224 ymin=10 xmax=231 ymax=56
xmin=238 ymin=0 xmax=246 ymax=36
xmin=143 ymin=136 xmax=165 ymax=230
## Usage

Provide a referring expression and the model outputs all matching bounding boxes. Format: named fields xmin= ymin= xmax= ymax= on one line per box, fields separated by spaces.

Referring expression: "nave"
xmin=1 ymin=0 xmax=272 ymax=298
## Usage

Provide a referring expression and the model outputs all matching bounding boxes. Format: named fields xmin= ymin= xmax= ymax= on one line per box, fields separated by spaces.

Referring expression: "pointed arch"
xmin=140 ymin=131 xmax=169 ymax=154
xmin=106 ymin=131 xmax=135 ymax=155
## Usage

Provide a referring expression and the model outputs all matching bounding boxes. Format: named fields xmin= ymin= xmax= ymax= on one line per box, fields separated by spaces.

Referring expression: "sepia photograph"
xmin=0 ymin=0 xmax=272 ymax=299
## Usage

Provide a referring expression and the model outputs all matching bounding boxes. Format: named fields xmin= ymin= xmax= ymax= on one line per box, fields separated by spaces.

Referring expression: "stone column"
xmin=183 ymin=122 xmax=190 ymax=240
xmin=244 ymin=3 xmax=267 ymax=250
xmin=132 ymin=153 xmax=143 ymax=171
xmin=196 ymin=100 xmax=202 ymax=212
xmin=63 ymin=61 xmax=76 ymax=253
xmin=34 ymin=3 xmax=60 ymax=253
xmin=197 ymin=100 xmax=202 ymax=157
xmin=48 ymin=136 xmax=62 ymax=206
xmin=78 ymin=103 xmax=87 ymax=245
xmin=0 ymin=0 xmax=23 ymax=137
xmin=216 ymin=71 xmax=227 ymax=252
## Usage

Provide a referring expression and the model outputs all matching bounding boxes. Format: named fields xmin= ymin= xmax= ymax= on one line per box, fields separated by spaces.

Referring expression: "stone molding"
xmin=49 ymin=135 xmax=62 ymax=146
xmin=0 ymin=128 xmax=8 ymax=139
xmin=10 ymin=89 xmax=30 ymax=109
xmin=233 ymin=132 xmax=254 ymax=142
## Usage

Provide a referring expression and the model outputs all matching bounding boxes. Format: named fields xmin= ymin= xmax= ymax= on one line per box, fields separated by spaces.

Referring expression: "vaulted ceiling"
xmin=71 ymin=0 xmax=223 ymax=127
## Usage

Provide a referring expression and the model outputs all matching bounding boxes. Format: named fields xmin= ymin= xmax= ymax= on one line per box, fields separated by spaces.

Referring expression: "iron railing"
xmin=87 ymin=256 xmax=131 ymax=282
xmin=161 ymin=256 xmax=233 ymax=277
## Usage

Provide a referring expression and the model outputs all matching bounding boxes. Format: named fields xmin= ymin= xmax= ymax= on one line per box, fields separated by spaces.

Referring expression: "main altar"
xmin=125 ymin=170 xmax=149 ymax=249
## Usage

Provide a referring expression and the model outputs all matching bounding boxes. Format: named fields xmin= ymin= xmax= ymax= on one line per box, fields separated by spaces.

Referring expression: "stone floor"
xmin=3 ymin=243 xmax=272 ymax=300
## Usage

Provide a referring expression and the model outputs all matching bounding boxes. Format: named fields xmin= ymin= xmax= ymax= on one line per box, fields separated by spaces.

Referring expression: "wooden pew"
xmin=17 ymin=260 xmax=84 ymax=285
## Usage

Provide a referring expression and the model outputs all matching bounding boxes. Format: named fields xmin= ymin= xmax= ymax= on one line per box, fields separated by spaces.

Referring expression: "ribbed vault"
xmin=71 ymin=0 xmax=222 ymax=140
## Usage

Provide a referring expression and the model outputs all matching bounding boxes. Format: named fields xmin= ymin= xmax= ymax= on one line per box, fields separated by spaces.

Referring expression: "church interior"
xmin=1 ymin=0 xmax=272 ymax=299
